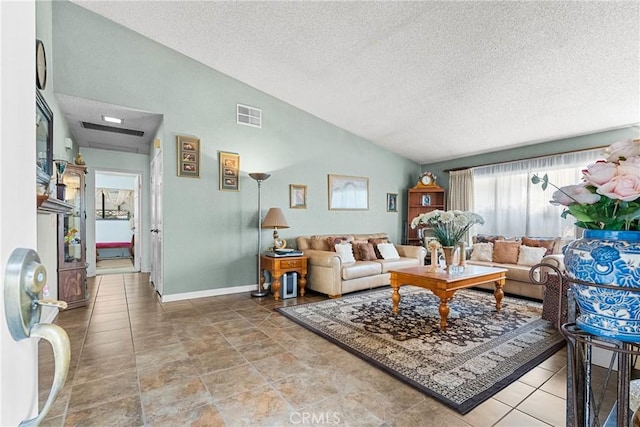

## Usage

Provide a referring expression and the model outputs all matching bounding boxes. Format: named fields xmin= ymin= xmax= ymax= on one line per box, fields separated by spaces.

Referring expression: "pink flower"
xmin=551 ymin=184 xmax=601 ymax=206
xmin=605 ymin=139 xmax=640 ymax=162
xmin=583 ymin=161 xmax=618 ymax=187
xmin=597 ymin=175 xmax=640 ymax=202
xmin=617 ymin=157 xmax=640 ymax=178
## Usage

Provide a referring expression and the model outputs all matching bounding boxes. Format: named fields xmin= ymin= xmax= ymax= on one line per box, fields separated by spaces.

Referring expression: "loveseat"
xmin=296 ymin=233 xmax=427 ymax=298
xmin=465 ymin=235 xmax=570 ymax=300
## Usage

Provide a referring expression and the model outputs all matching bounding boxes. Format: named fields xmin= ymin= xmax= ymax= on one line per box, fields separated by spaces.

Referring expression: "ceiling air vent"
xmin=81 ymin=121 xmax=145 ymax=137
xmin=236 ymin=103 xmax=262 ymax=128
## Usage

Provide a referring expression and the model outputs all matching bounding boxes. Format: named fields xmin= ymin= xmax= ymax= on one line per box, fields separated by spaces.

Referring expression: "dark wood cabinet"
xmin=58 ymin=164 xmax=87 ymax=309
xmin=406 ymin=184 xmax=446 ymax=245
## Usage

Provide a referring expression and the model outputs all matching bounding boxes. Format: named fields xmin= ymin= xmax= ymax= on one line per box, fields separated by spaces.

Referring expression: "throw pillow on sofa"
xmin=356 ymin=243 xmax=377 ymax=261
xmin=368 ymin=237 xmax=389 ymax=259
xmin=335 ymin=243 xmax=356 ymax=263
xmin=493 ymin=240 xmax=521 ymax=264
xmin=377 ymin=243 xmax=400 ymax=260
xmin=470 ymin=242 xmax=493 ymax=262
xmin=521 ymin=237 xmax=555 ymax=256
xmin=517 ymin=245 xmax=547 ymax=266
xmin=327 ymin=236 xmax=351 ymax=252
xmin=351 ymin=239 xmax=368 ymax=261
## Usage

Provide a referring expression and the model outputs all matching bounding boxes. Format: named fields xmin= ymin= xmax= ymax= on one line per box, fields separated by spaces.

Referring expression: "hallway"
xmin=39 ymin=273 xmax=568 ymax=426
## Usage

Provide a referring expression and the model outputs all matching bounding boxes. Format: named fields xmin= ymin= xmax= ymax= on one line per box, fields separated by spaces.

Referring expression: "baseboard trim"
xmin=161 ymin=283 xmax=259 ymax=302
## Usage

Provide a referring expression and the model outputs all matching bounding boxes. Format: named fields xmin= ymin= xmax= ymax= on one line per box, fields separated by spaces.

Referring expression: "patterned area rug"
xmin=276 ymin=286 xmax=565 ymax=414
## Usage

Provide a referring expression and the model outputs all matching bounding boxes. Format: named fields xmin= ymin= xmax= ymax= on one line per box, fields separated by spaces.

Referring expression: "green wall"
xmin=51 ymin=1 xmax=420 ymax=296
xmin=423 ymin=126 xmax=640 ymax=193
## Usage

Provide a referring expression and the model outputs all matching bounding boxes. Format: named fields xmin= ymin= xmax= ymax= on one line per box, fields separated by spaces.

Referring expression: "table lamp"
xmin=262 ymin=207 xmax=289 ymax=250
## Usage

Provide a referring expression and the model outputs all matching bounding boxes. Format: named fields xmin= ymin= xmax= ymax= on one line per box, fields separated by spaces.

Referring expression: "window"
xmin=96 ymin=188 xmax=132 ymax=220
xmin=472 ymin=149 xmax=605 ymax=238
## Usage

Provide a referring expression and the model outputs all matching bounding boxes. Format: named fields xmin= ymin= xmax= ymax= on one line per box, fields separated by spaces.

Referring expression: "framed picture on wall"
xmin=387 ymin=193 xmax=398 ymax=212
xmin=219 ymin=151 xmax=240 ymax=191
xmin=176 ymin=135 xmax=200 ymax=178
xmin=290 ymin=184 xmax=307 ymax=209
xmin=328 ymin=174 xmax=369 ymax=210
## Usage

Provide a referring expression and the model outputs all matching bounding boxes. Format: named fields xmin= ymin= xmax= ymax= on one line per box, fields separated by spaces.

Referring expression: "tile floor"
xmin=39 ymin=272 xmax=572 ymax=426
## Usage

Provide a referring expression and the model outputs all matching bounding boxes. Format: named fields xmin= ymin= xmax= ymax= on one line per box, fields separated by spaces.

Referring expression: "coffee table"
xmin=390 ymin=265 xmax=508 ymax=331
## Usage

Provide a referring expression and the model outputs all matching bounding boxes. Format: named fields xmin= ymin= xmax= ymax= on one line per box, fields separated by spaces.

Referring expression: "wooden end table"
xmin=389 ymin=265 xmax=507 ymax=331
xmin=260 ymin=254 xmax=308 ymax=301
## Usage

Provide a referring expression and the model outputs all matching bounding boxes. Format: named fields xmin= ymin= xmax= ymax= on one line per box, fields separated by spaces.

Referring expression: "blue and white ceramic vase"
xmin=564 ymin=230 xmax=640 ymax=342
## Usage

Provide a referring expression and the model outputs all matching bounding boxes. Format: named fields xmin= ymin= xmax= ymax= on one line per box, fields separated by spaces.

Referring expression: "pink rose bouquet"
xmin=532 ymin=139 xmax=640 ymax=231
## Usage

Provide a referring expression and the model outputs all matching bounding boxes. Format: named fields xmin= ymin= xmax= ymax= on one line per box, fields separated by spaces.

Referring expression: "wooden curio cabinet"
xmin=58 ymin=164 xmax=88 ymax=309
xmin=407 ymin=184 xmax=446 ymax=245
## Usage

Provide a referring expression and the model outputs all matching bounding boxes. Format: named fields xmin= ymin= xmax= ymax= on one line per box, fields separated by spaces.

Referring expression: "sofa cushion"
xmin=500 ymin=263 xmax=540 ymax=282
xmin=493 ymin=240 xmax=521 ymax=264
xmin=521 ymin=237 xmax=555 ymax=256
xmin=470 ymin=243 xmax=493 ymax=262
xmin=341 ymin=261 xmax=382 ymax=280
xmin=377 ymin=257 xmax=420 ymax=273
xmin=377 ymin=243 xmax=400 ymax=260
xmin=351 ymin=240 xmax=368 ymax=261
xmin=335 ymin=243 xmax=356 ymax=263
xmin=517 ymin=245 xmax=547 ymax=266
xmin=310 ymin=235 xmax=330 ymax=251
xmin=356 ymin=243 xmax=377 ymax=261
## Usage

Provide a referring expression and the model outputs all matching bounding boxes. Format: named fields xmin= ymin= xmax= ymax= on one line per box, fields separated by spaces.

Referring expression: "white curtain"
xmin=448 ymin=169 xmax=473 ymax=211
xmin=472 ymin=148 xmax=605 ymax=238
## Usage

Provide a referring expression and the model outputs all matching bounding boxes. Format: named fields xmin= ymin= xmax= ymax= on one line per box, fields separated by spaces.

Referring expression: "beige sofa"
xmin=465 ymin=235 xmax=570 ymax=300
xmin=296 ymin=233 xmax=427 ymax=298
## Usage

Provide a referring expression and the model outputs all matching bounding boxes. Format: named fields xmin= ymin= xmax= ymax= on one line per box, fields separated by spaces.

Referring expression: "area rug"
xmin=276 ymin=286 xmax=565 ymax=414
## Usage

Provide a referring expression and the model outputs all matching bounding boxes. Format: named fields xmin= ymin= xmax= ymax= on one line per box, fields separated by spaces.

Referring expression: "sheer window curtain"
xmin=472 ymin=149 xmax=604 ymax=238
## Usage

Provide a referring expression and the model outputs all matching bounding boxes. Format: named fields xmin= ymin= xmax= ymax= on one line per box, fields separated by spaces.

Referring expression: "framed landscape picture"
xmin=176 ymin=135 xmax=200 ymax=178
xmin=219 ymin=151 xmax=240 ymax=191
xmin=328 ymin=174 xmax=369 ymax=210
xmin=290 ymin=184 xmax=307 ymax=209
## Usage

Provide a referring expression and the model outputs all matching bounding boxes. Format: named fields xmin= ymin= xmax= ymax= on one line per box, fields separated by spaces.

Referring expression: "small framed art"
xmin=219 ymin=151 xmax=240 ymax=191
xmin=290 ymin=184 xmax=307 ymax=209
xmin=421 ymin=195 xmax=431 ymax=206
xmin=177 ymin=135 xmax=200 ymax=178
xmin=387 ymin=193 xmax=398 ymax=212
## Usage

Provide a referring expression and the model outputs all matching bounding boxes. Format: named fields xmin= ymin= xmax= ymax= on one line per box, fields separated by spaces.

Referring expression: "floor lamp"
xmin=249 ymin=172 xmax=271 ymax=297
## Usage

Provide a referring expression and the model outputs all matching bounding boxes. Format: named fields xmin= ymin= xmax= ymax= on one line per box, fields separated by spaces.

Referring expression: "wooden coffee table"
xmin=390 ymin=265 xmax=507 ymax=331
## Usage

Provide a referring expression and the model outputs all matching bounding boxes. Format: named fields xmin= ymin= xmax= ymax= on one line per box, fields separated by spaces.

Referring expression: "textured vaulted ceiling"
xmin=70 ymin=1 xmax=639 ymax=164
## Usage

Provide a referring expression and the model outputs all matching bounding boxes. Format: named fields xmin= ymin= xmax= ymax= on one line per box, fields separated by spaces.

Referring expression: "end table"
xmin=260 ymin=254 xmax=308 ymax=300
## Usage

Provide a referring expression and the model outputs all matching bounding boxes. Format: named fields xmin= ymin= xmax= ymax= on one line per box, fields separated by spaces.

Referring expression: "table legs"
xmin=272 ymin=274 xmax=281 ymax=301
xmin=391 ymin=281 xmax=401 ymax=314
xmin=494 ymin=280 xmax=504 ymax=312
xmin=438 ymin=297 xmax=451 ymax=331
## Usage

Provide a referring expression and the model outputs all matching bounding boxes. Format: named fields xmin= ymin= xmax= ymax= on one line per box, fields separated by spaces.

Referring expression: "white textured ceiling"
xmin=70 ymin=1 xmax=639 ymax=164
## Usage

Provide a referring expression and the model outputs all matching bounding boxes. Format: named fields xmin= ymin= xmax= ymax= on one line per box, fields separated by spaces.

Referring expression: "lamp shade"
xmin=262 ymin=208 xmax=289 ymax=229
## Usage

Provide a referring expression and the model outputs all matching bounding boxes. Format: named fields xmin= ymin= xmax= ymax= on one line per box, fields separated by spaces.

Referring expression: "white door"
xmin=0 ymin=1 xmax=41 ymax=424
xmin=150 ymin=146 xmax=163 ymax=296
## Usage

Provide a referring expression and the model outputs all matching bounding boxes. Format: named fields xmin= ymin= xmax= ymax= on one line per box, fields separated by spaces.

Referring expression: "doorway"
xmin=94 ymin=170 xmax=141 ymax=275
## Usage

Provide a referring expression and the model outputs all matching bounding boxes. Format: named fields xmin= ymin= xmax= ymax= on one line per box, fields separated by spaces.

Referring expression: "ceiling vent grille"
xmin=236 ymin=104 xmax=262 ymax=128
xmin=81 ymin=121 xmax=145 ymax=137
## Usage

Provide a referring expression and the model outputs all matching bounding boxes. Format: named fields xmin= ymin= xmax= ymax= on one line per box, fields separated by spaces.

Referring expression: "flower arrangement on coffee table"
xmin=411 ymin=210 xmax=485 ymax=271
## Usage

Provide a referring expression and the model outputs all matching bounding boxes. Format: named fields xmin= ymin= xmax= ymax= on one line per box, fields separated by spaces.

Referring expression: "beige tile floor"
xmin=38 ymin=273 xmax=572 ymax=426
